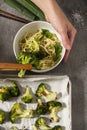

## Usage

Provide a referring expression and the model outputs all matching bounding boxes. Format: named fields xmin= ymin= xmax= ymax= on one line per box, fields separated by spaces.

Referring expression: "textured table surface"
xmin=0 ymin=0 xmax=87 ymax=130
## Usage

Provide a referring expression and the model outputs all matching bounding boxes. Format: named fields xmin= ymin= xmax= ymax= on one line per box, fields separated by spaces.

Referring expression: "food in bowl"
xmin=13 ymin=21 xmax=65 ymax=77
xmin=16 ymin=28 xmax=63 ymax=76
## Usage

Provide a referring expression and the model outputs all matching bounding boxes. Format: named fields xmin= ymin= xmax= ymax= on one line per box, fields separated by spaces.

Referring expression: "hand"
xmin=45 ymin=4 xmax=77 ymax=61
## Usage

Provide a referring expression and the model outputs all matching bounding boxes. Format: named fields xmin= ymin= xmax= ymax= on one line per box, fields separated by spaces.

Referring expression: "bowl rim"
xmin=13 ymin=21 xmax=66 ymax=73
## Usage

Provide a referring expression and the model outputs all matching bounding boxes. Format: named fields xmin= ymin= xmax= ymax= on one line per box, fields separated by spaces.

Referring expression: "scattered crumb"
xmin=72 ymin=12 xmax=85 ymax=27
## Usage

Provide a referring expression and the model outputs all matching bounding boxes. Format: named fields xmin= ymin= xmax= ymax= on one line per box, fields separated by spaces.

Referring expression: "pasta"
xmin=18 ymin=29 xmax=62 ymax=70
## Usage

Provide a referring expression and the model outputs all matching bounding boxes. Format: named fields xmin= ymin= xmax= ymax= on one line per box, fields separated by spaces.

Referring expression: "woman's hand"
xmin=31 ymin=0 xmax=77 ymax=61
xmin=45 ymin=4 xmax=77 ymax=61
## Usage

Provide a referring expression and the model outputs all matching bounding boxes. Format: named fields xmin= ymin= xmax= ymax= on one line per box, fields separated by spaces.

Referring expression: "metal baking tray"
xmin=0 ymin=75 xmax=72 ymax=130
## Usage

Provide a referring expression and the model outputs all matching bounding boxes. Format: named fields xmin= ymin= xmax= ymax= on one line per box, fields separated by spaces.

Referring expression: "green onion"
xmin=18 ymin=0 xmax=46 ymax=20
xmin=4 ymin=0 xmax=36 ymax=20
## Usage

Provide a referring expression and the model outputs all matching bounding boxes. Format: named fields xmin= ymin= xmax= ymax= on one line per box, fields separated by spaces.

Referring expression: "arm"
xmin=31 ymin=0 xmax=77 ymax=61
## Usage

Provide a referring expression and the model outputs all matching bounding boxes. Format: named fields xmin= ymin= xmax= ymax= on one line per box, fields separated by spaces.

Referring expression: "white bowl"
xmin=13 ymin=21 xmax=65 ymax=72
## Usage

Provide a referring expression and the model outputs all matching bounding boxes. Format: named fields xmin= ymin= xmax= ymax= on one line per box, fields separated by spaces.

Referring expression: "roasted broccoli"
xmin=33 ymin=117 xmax=63 ymax=130
xmin=36 ymin=98 xmax=48 ymax=115
xmin=0 ymin=81 xmax=20 ymax=101
xmin=35 ymin=117 xmax=51 ymax=130
xmin=0 ymin=110 xmax=5 ymax=124
xmin=52 ymin=125 xmax=62 ymax=130
xmin=9 ymin=103 xmax=34 ymax=123
xmin=0 ymin=86 xmax=11 ymax=101
xmin=10 ymin=126 xmax=18 ymax=130
xmin=47 ymin=101 xmax=62 ymax=122
xmin=21 ymin=86 xmax=33 ymax=103
xmin=35 ymin=83 xmax=57 ymax=101
xmin=9 ymin=81 xmax=20 ymax=97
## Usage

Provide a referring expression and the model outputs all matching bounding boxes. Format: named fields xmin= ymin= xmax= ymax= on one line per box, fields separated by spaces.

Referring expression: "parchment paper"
xmin=0 ymin=75 xmax=71 ymax=130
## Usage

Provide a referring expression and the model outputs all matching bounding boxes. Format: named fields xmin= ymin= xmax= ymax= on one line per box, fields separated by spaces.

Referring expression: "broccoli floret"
xmin=9 ymin=81 xmax=20 ymax=97
xmin=35 ymin=117 xmax=51 ymax=130
xmin=10 ymin=126 xmax=18 ymax=130
xmin=36 ymin=98 xmax=48 ymax=115
xmin=17 ymin=52 xmax=32 ymax=77
xmin=0 ymin=86 xmax=11 ymax=101
xmin=10 ymin=103 xmax=22 ymax=123
xmin=33 ymin=117 xmax=63 ymax=130
xmin=52 ymin=125 xmax=62 ymax=130
xmin=42 ymin=29 xmax=53 ymax=38
xmin=0 ymin=110 xmax=5 ymax=124
xmin=17 ymin=52 xmax=32 ymax=64
xmin=21 ymin=86 xmax=33 ymax=103
xmin=20 ymin=109 xmax=34 ymax=118
xmin=36 ymin=83 xmax=57 ymax=101
xmin=0 ymin=81 xmax=20 ymax=101
xmin=17 ymin=52 xmax=39 ymax=77
xmin=47 ymin=101 xmax=62 ymax=122
xmin=10 ymin=103 xmax=34 ymax=123
xmin=18 ymin=69 xmax=26 ymax=78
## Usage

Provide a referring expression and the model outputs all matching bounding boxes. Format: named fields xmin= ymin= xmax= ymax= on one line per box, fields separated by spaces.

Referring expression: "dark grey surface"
xmin=0 ymin=0 xmax=87 ymax=130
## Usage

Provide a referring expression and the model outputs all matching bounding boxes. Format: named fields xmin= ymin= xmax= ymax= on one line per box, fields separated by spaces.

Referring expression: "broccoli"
xmin=42 ymin=29 xmax=53 ymax=38
xmin=10 ymin=126 xmax=18 ymax=130
xmin=36 ymin=98 xmax=48 ymax=115
xmin=9 ymin=81 xmax=20 ymax=97
xmin=0 ymin=86 xmax=11 ymax=101
xmin=52 ymin=125 xmax=62 ymax=130
xmin=17 ymin=52 xmax=39 ymax=77
xmin=35 ymin=117 xmax=51 ymax=130
xmin=0 ymin=81 xmax=20 ymax=101
xmin=47 ymin=101 xmax=62 ymax=122
xmin=17 ymin=52 xmax=31 ymax=77
xmin=35 ymin=83 xmax=57 ymax=101
xmin=21 ymin=86 xmax=33 ymax=103
xmin=33 ymin=117 xmax=63 ymax=130
xmin=0 ymin=110 xmax=5 ymax=124
xmin=9 ymin=103 xmax=34 ymax=123
xmin=18 ymin=69 xmax=26 ymax=78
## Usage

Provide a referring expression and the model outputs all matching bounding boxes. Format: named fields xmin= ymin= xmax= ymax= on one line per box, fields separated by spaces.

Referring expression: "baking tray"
xmin=0 ymin=75 xmax=72 ymax=130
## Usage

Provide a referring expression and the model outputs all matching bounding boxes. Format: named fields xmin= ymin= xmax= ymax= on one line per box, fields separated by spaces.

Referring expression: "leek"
xmin=4 ymin=0 xmax=36 ymax=20
xmin=18 ymin=0 xmax=46 ymax=20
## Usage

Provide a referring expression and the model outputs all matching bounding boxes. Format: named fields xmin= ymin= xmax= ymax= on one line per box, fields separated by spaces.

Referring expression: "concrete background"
xmin=0 ymin=0 xmax=87 ymax=130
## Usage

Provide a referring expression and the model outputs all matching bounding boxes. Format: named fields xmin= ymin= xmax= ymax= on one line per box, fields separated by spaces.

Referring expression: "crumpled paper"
xmin=0 ymin=75 xmax=71 ymax=130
